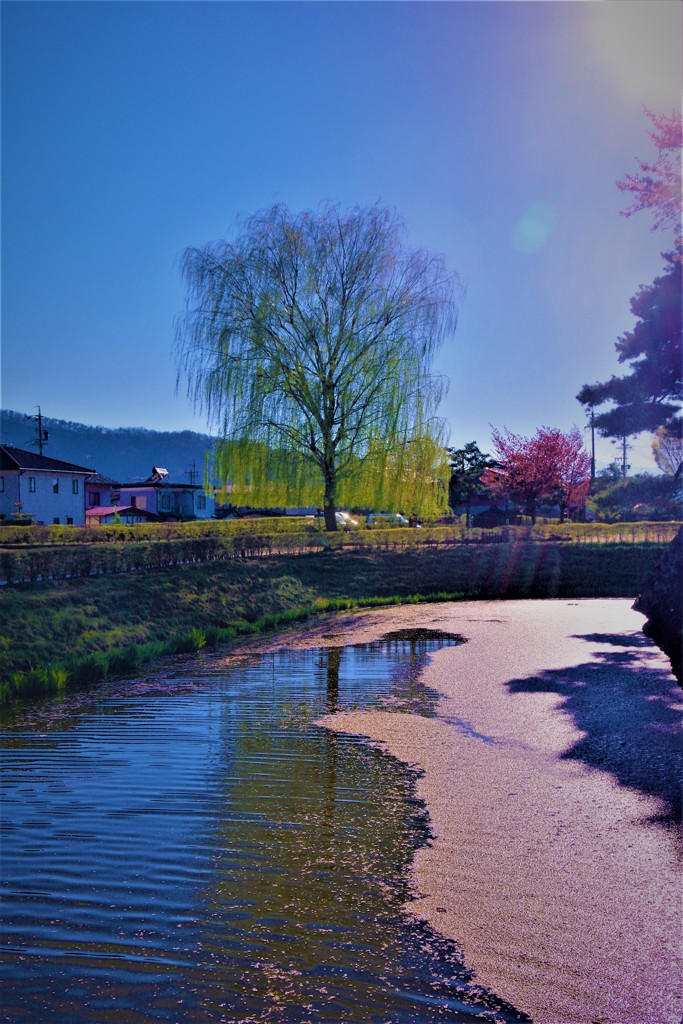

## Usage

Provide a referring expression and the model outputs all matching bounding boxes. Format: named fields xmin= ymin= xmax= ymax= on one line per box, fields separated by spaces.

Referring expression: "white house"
xmin=0 ymin=446 xmax=94 ymax=525
xmin=117 ymin=467 xmax=215 ymax=520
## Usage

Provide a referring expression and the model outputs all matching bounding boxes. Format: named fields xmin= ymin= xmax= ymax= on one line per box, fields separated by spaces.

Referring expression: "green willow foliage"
xmin=176 ymin=203 xmax=460 ymax=523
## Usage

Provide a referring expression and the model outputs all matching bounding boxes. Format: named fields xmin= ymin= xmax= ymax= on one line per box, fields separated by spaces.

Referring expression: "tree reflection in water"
xmin=1 ymin=635 xmax=529 ymax=1023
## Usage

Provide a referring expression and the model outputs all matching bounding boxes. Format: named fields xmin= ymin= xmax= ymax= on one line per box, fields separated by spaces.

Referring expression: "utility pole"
xmin=615 ymin=435 xmax=630 ymax=479
xmin=583 ymin=407 xmax=596 ymax=487
xmin=27 ymin=406 xmax=49 ymax=455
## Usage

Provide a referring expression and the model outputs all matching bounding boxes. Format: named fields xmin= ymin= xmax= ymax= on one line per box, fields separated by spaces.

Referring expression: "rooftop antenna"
xmin=26 ymin=406 xmax=49 ymax=455
xmin=186 ymin=461 xmax=197 ymax=486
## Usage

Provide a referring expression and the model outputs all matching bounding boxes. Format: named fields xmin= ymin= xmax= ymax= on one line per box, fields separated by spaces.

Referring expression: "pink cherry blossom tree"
xmin=487 ymin=426 xmax=591 ymax=524
xmin=617 ymin=109 xmax=682 ymax=254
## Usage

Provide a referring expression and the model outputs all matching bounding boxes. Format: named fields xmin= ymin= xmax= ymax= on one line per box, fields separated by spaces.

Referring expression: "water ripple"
xmin=1 ymin=639 xmax=529 ymax=1023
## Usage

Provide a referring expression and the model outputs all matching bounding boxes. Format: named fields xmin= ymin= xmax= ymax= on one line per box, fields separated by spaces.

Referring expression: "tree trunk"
xmin=326 ymin=647 xmax=341 ymax=713
xmin=323 ymin=462 xmax=337 ymax=531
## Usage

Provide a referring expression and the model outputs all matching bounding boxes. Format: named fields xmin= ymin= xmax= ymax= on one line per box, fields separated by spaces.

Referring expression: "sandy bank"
xmin=251 ymin=599 xmax=681 ymax=1024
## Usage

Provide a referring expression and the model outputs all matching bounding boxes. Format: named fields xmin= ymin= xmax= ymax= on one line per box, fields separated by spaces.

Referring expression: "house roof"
xmin=85 ymin=472 xmax=120 ymax=486
xmin=0 ymin=445 xmax=95 ymax=474
xmin=86 ymin=505 xmax=159 ymax=519
xmin=117 ymin=481 xmax=204 ymax=490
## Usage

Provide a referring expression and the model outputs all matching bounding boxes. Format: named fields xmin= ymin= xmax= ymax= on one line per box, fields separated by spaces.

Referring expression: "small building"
xmin=0 ymin=445 xmax=94 ymax=525
xmin=471 ymin=506 xmax=522 ymax=529
xmin=85 ymin=473 xmax=120 ymax=510
xmin=86 ymin=505 xmax=160 ymax=526
xmin=117 ymin=467 xmax=215 ymax=520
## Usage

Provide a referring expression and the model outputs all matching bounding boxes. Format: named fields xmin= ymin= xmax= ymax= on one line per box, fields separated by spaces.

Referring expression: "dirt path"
xmin=240 ymin=598 xmax=682 ymax=1024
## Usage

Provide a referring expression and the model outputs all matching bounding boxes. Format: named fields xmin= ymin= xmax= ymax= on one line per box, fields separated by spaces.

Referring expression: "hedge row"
xmin=0 ymin=533 xmax=324 ymax=583
xmin=0 ymin=516 xmax=318 ymax=546
xmin=0 ymin=517 xmax=679 ymax=550
xmin=1 ymin=520 xmax=679 ymax=584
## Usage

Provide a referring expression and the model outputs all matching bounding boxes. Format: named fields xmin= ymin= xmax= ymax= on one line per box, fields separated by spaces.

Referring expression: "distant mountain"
xmin=0 ymin=410 xmax=216 ymax=484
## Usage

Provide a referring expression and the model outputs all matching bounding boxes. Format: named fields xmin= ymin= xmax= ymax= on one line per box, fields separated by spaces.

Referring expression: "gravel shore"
xmin=249 ymin=598 xmax=681 ymax=1024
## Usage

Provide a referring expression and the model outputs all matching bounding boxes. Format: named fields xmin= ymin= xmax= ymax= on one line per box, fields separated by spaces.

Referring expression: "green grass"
xmin=0 ymin=540 xmax=667 ymax=703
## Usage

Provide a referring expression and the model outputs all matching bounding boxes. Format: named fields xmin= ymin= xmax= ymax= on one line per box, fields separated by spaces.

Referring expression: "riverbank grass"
xmin=0 ymin=541 xmax=667 ymax=703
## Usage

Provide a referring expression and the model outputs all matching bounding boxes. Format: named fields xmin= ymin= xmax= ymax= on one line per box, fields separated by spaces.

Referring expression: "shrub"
xmin=70 ymin=652 xmax=109 ymax=685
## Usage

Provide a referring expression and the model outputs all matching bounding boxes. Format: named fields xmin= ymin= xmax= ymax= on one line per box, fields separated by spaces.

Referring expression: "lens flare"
xmin=512 ymin=202 xmax=556 ymax=255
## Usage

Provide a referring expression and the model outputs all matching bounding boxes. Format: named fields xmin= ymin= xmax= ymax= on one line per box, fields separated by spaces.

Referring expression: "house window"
xmin=161 ymin=494 xmax=171 ymax=510
xmin=53 ymin=478 xmax=59 ymax=494
xmin=72 ymin=479 xmax=79 ymax=494
xmin=53 ymin=517 xmax=60 ymax=525
xmin=67 ymin=517 xmax=73 ymax=525
xmin=130 ymin=496 xmax=137 ymax=508
xmin=91 ymin=492 xmax=101 ymax=507
xmin=197 ymin=494 xmax=207 ymax=510
xmin=0 ymin=477 xmax=4 ymax=492
xmin=28 ymin=477 xmax=36 ymax=493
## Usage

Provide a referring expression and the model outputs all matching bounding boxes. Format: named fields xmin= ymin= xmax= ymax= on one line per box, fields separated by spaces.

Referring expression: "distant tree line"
xmin=448 ymin=429 xmax=680 ymax=524
xmin=448 ymin=428 xmax=592 ymax=525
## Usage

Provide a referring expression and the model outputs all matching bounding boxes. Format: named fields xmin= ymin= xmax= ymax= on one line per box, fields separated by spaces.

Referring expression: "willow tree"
xmin=176 ymin=203 xmax=459 ymax=529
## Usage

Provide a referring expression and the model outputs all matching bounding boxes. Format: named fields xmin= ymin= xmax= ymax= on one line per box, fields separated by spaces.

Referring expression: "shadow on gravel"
xmin=505 ymin=634 xmax=682 ymax=828
xmin=575 ymin=631 xmax=654 ymax=648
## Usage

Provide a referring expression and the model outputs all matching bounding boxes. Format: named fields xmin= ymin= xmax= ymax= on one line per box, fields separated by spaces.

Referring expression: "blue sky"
xmin=2 ymin=1 xmax=681 ymax=472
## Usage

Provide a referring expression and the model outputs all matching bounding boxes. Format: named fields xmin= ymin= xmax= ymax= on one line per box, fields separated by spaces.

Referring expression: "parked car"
xmin=366 ymin=512 xmax=412 ymax=527
xmin=313 ymin=511 xmax=360 ymax=530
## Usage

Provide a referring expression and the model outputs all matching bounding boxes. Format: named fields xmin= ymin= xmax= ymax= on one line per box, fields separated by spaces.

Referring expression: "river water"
xmin=1 ymin=635 xmax=530 ymax=1023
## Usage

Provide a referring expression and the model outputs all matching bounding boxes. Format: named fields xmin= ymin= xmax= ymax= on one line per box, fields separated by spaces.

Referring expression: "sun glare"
xmin=586 ymin=1 xmax=682 ymax=108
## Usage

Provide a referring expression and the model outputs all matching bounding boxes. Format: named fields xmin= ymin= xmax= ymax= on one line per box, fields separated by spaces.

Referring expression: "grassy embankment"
xmin=0 ymin=534 xmax=669 ymax=703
